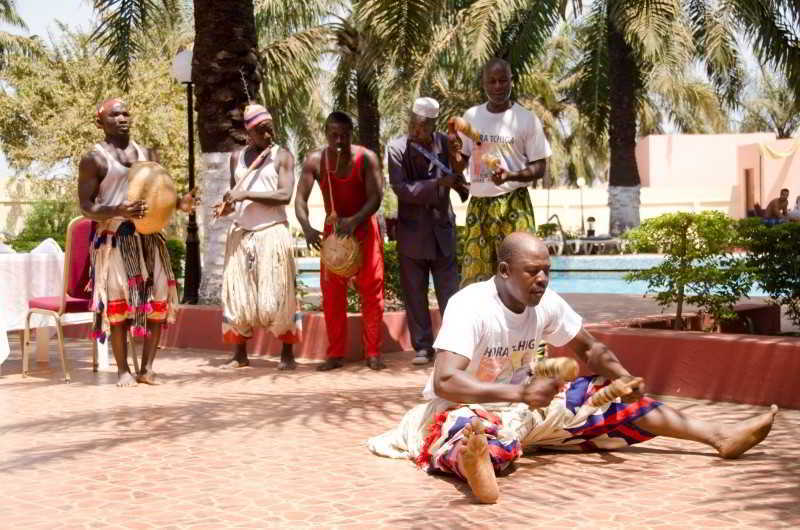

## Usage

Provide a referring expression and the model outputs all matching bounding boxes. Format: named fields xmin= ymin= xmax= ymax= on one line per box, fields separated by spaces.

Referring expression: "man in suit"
xmin=387 ymin=97 xmax=469 ymax=365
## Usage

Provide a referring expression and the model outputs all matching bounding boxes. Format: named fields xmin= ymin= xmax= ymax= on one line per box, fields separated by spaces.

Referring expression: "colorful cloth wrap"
xmin=460 ymin=187 xmax=535 ymax=287
xmin=89 ymin=219 xmax=178 ymax=341
xmin=367 ymin=376 xmax=662 ymax=480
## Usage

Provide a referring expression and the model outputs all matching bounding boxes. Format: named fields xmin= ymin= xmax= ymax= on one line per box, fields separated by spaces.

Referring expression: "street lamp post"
xmin=171 ymin=49 xmax=201 ymax=304
xmin=576 ymin=177 xmax=586 ymax=236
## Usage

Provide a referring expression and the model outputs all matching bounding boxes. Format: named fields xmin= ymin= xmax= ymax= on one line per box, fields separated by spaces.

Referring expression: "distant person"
xmin=214 ymin=104 xmax=300 ymax=370
xmin=386 ymin=97 xmax=468 ymax=366
xmin=78 ymin=98 xmax=194 ymax=387
xmin=295 ymin=111 xmax=386 ymax=371
xmin=764 ymin=188 xmax=790 ymax=225
xmin=788 ymin=195 xmax=800 ymax=222
xmin=452 ymin=58 xmax=551 ymax=287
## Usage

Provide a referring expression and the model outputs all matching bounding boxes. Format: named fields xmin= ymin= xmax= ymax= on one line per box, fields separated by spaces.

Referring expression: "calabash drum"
xmin=321 ymin=233 xmax=362 ymax=277
xmin=127 ymin=161 xmax=177 ymax=234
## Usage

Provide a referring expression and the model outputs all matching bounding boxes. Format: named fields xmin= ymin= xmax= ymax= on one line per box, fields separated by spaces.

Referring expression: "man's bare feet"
xmin=136 ymin=371 xmax=161 ymax=385
xmin=716 ymin=404 xmax=779 ymax=459
xmin=460 ymin=418 xmax=499 ymax=504
xmin=220 ymin=358 xmax=250 ymax=369
xmin=116 ymin=371 xmax=138 ymax=387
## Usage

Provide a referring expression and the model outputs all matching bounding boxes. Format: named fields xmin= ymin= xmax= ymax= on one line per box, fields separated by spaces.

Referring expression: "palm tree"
xmin=0 ymin=0 xmax=41 ymax=69
xmin=570 ymin=0 xmax=800 ymax=234
xmin=739 ymin=66 xmax=800 ymax=139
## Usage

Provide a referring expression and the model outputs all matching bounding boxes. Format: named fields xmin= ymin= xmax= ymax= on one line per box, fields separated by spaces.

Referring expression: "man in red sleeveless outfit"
xmin=295 ymin=112 xmax=386 ymax=370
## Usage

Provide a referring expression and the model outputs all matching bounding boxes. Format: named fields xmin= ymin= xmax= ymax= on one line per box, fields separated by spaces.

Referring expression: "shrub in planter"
xmin=738 ymin=219 xmax=800 ymax=328
xmin=624 ymin=211 xmax=753 ymax=330
xmin=346 ymin=240 xmax=405 ymax=312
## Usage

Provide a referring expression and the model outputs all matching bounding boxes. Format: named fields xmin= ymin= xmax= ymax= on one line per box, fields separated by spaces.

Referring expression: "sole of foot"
xmin=717 ymin=404 xmax=779 ymax=459
xmin=116 ymin=372 xmax=138 ymax=387
xmin=220 ymin=359 xmax=250 ymax=369
xmin=316 ymin=358 xmax=344 ymax=371
xmin=136 ymin=372 xmax=161 ymax=385
xmin=461 ymin=418 xmax=499 ymax=504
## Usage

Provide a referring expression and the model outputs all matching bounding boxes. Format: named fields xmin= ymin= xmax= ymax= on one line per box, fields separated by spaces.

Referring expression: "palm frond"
xmin=91 ymin=0 xmax=164 ymax=89
xmin=571 ymin=0 xmax=610 ymax=142
xmin=611 ymin=0 xmax=681 ymax=62
xmin=0 ymin=0 xmax=26 ymax=29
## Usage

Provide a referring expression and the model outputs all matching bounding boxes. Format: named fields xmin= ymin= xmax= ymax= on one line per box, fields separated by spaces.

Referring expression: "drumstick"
xmin=448 ymin=117 xmax=481 ymax=145
xmin=212 ymin=145 xmax=272 ymax=219
xmin=588 ymin=377 xmax=644 ymax=407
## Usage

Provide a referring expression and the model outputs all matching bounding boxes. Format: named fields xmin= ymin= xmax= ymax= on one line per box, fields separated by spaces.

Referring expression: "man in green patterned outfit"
xmin=452 ymin=58 xmax=551 ymax=287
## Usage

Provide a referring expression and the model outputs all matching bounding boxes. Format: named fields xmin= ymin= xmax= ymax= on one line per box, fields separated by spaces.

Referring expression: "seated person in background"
xmin=788 ymin=196 xmax=800 ymax=222
xmin=763 ymin=188 xmax=790 ymax=225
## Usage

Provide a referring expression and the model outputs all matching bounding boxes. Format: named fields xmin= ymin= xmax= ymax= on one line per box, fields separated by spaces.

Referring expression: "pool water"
xmin=296 ymin=255 xmax=767 ymax=297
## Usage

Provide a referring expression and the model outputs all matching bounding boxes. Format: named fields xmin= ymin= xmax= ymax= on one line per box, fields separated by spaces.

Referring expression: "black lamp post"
xmin=172 ymin=49 xmax=201 ymax=304
xmin=577 ymin=177 xmax=586 ymax=236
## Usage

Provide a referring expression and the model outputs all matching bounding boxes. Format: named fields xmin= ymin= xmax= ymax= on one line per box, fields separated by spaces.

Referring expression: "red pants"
xmin=321 ymin=217 xmax=384 ymax=358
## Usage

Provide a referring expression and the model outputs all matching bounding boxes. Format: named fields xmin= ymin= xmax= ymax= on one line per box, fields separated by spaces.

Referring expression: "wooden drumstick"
xmin=532 ymin=357 xmax=579 ymax=382
xmin=588 ymin=377 xmax=644 ymax=407
xmin=448 ymin=117 xmax=481 ymax=145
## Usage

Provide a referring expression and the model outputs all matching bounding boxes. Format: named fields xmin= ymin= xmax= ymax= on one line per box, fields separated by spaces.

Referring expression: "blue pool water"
xmin=296 ymin=255 xmax=767 ymax=297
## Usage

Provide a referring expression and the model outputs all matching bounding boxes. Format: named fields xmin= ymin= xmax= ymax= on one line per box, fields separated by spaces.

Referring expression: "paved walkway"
xmin=1 ymin=333 xmax=798 ymax=529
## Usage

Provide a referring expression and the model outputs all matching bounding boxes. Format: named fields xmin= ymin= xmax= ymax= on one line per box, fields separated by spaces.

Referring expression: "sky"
xmin=0 ymin=1 xmax=96 ymax=178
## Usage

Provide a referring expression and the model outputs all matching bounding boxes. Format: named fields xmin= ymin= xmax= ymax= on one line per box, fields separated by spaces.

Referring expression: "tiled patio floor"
xmin=1 ymin=337 xmax=798 ymax=529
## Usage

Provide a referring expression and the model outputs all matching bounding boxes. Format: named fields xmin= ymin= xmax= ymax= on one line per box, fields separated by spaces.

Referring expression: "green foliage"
xmin=165 ymin=238 xmax=185 ymax=280
xmin=536 ymin=223 xmax=558 ymax=238
xmin=0 ymin=25 xmax=189 ymax=198
xmin=8 ymin=200 xmax=81 ymax=252
xmin=623 ymin=211 xmax=753 ymax=329
xmin=346 ymin=240 xmax=404 ymax=313
xmin=738 ymin=219 xmax=800 ymax=327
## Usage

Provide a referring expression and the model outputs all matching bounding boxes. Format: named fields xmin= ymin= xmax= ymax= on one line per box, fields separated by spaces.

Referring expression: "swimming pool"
xmin=296 ymin=255 xmax=767 ymax=297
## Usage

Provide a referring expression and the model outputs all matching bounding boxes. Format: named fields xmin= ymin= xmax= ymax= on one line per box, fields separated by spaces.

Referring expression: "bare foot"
xmin=278 ymin=358 xmax=297 ymax=371
xmin=116 ymin=371 xmax=138 ymax=387
xmin=220 ymin=358 xmax=250 ymax=369
xmin=459 ymin=418 xmax=499 ymax=504
xmin=716 ymin=404 xmax=779 ymax=459
xmin=136 ymin=371 xmax=161 ymax=385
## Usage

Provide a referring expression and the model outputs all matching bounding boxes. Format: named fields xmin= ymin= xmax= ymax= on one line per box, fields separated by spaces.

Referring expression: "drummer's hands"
xmin=490 ymin=168 xmax=510 ymax=185
xmin=224 ymin=189 xmax=248 ymax=203
xmin=118 ymin=200 xmax=147 ymax=220
xmin=520 ymin=377 xmax=560 ymax=408
xmin=335 ymin=216 xmax=359 ymax=237
xmin=178 ymin=188 xmax=196 ymax=213
xmin=213 ymin=200 xmax=235 ymax=218
xmin=303 ymin=226 xmax=322 ymax=251
xmin=614 ymin=375 xmax=646 ymax=403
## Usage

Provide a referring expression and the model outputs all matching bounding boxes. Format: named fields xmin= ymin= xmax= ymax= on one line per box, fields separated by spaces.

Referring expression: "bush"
xmin=165 ymin=238 xmax=185 ymax=281
xmin=623 ymin=211 xmax=753 ymax=329
xmin=9 ymin=200 xmax=81 ymax=252
xmin=738 ymin=219 xmax=800 ymax=327
xmin=346 ymin=240 xmax=404 ymax=313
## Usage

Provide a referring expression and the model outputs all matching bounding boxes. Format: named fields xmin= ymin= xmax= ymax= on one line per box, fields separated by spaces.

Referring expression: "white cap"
xmin=412 ymin=97 xmax=439 ymax=119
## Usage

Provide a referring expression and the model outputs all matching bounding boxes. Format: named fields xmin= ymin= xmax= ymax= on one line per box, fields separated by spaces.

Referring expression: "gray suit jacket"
xmin=387 ymin=132 xmax=458 ymax=260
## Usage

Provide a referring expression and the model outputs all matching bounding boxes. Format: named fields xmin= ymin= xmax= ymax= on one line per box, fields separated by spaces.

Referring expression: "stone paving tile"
xmin=1 ymin=337 xmax=798 ymax=529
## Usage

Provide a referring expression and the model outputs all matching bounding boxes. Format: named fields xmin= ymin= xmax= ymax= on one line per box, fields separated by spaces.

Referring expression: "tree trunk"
xmin=607 ymin=21 xmax=641 ymax=235
xmin=192 ymin=0 xmax=259 ymax=303
xmin=356 ymin=69 xmax=381 ymax=157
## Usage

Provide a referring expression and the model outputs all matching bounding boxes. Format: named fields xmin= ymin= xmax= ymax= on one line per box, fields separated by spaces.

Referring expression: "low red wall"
xmin=549 ymin=303 xmax=799 ymax=409
xmin=158 ymin=305 xmax=442 ymax=362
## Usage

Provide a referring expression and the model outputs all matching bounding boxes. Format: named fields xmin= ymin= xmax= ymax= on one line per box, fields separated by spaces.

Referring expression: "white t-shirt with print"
xmin=422 ymin=279 xmax=582 ymax=400
xmin=459 ymin=102 xmax=552 ymax=198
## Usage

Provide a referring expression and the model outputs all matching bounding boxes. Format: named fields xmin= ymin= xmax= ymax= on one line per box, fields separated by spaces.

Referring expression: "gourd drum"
xmin=127 ymin=161 xmax=177 ymax=234
xmin=321 ymin=233 xmax=361 ymax=277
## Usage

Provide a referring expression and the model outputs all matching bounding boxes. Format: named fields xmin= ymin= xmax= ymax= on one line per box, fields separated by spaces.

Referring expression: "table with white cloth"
xmin=0 ymin=252 xmax=108 ymax=371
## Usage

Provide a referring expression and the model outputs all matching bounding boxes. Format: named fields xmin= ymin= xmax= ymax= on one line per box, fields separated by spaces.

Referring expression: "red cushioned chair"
xmin=22 ymin=216 xmax=97 ymax=382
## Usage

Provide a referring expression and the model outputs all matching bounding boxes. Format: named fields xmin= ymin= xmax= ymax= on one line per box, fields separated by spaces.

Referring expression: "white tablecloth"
xmin=0 ymin=253 xmax=99 ymax=367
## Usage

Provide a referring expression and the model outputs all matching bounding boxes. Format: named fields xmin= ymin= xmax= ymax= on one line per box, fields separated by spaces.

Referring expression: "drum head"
xmin=127 ymin=161 xmax=177 ymax=234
